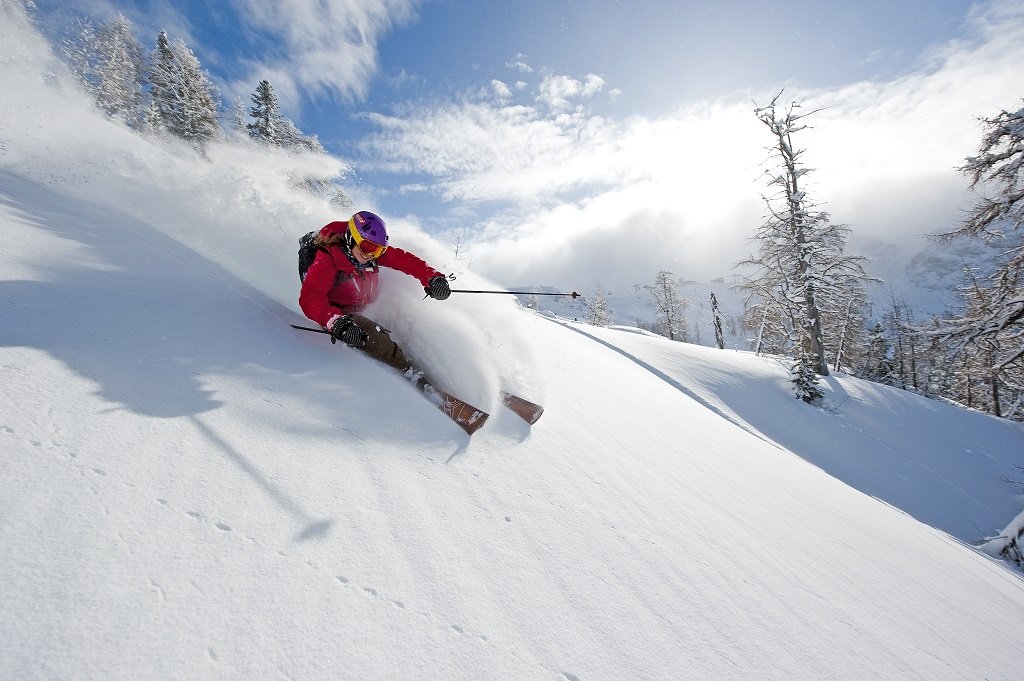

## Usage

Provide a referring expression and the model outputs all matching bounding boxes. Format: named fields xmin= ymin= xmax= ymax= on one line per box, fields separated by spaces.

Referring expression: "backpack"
xmin=298 ymin=230 xmax=378 ymax=284
xmin=298 ymin=231 xmax=321 ymax=282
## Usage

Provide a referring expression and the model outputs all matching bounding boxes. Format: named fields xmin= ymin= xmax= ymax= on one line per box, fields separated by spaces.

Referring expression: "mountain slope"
xmin=3 ymin=170 xmax=1024 ymax=680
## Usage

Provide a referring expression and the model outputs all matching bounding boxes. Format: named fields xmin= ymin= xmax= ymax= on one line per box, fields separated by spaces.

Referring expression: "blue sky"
xmin=32 ymin=0 xmax=1024 ymax=300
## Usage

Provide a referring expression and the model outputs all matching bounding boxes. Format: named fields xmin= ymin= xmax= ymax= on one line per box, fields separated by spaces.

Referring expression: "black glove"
xmin=425 ymin=274 xmax=451 ymax=300
xmin=329 ymin=315 xmax=367 ymax=347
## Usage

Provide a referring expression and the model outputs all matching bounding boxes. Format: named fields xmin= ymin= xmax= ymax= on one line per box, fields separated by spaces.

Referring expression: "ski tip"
xmin=501 ymin=392 xmax=544 ymax=425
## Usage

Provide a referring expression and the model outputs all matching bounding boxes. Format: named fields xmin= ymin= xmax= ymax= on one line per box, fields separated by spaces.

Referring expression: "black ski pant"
xmin=346 ymin=313 xmax=416 ymax=376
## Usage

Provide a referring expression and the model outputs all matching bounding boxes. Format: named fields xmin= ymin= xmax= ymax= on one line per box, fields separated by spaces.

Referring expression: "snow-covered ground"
xmin=3 ymin=5 xmax=1024 ymax=680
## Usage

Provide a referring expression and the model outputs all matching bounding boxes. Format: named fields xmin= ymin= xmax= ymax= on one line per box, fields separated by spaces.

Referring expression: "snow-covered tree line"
xmin=919 ymin=99 xmax=1024 ymax=419
xmin=62 ymin=14 xmax=311 ymax=150
xmin=730 ymin=93 xmax=1024 ymax=420
xmin=59 ymin=14 xmax=350 ymax=206
xmin=63 ymin=16 xmax=220 ymax=146
xmin=843 ymin=100 xmax=1024 ymax=421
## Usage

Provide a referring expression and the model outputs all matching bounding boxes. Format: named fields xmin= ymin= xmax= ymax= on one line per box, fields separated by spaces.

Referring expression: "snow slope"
xmin=570 ymin=322 xmax=1024 ymax=544
xmin=3 ymin=5 xmax=1024 ymax=680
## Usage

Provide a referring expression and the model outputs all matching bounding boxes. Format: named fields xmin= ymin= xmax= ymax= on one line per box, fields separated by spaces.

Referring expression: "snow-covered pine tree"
xmin=61 ymin=17 xmax=98 ymax=93
xmin=738 ymin=93 xmax=872 ymax=376
xmin=149 ymin=31 xmax=220 ymax=148
xmin=932 ymin=99 xmax=1024 ymax=419
xmin=792 ymin=352 xmax=824 ymax=405
xmin=247 ymin=80 xmax=327 ymax=153
xmin=92 ymin=15 xmax=146 ymax=127
xmin=858 ymin=322 xmax=898 ymax=385
xmin=142 ymin=100 xmax=163 ymax=133
xmin=243 ymin=79 xmax=349 ymax=205
xmin=646 ymin=271 xmax=687 ymax=341
xmin=920 ymin=317 xmax=954 ymax=399
xmin=279 ymin=118 xmax=326 ymax=154
xmin=247 ymin=80 xmax=280 ymax=145
xmin=586 ymin=285 xmax=613 ymax=327
xmin=148 ymin=31 xmax=177 ymax=133
xmin=228 ymin=98 xmax=249 ymax=141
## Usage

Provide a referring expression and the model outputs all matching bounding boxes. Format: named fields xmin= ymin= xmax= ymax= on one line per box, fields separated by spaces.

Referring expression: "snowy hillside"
xmin=3 ymin=5 xmax=1024 ymax=680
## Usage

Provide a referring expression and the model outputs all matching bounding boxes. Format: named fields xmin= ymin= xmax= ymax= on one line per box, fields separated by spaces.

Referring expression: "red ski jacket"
xmin=299 ymin=221 xmax=442 ymax=328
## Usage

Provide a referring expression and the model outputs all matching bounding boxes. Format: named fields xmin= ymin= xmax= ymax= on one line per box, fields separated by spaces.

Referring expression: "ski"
xmin=409 ymin=373 xmax=490 ymax=435
xmin=290 ymin=324 xmax=540 ymax=433
xmin=501 ymin=392 xmax=544 ymax=425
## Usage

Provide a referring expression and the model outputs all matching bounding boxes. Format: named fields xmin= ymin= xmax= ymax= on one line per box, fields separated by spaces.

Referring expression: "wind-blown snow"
xmin=2 ymin=4 xmax=1024 ymax=680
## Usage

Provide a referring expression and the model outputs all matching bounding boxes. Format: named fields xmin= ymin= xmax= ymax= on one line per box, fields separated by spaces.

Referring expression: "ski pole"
xmin=451 ymin=289 xmax=582 ymax=298
xmin=291 ymin=324 xmax=331 ymax=335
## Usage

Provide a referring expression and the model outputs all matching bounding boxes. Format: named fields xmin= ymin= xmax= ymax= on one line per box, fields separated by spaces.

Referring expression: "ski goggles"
xmin=348 ymin=220 xmax=388 ymax=259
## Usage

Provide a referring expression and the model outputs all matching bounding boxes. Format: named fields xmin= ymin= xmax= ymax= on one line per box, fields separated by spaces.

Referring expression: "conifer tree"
xmin=586 ymin=285 xmax=613 ymax=327
xmin=62 ymin=18 xmax=98 ymax=92
xmin=143 ymin=100 xmax=163 ymax=133
xmin=792 ymin=353 xmax=825 ymax=404
xmin=247 ymin=79 xmax=326 ymax=153
xmin=149 ymin=31 xmax=220 ymax=147
xmin=858 ymin=322 xmax=897 ymax=384
xmin=148 ymin=31 xmax=176 ymax=131
xmin=228 ymin=98 xmax=248 ymax=140
xmin=93 ymin=15 xmax=146 ymax=126
xmin=279 ymin=118 xmax=327 ymax=154
xmin=247 ymin=80 xmax=280 ymax=145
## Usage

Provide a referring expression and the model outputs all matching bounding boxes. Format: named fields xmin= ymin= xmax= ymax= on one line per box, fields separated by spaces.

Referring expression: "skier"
xmin=298 ymin=210 xmax=452 ymax=375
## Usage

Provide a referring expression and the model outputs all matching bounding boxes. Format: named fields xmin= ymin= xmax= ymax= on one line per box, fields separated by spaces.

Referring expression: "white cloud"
xmin=536 ymin=72 xmax=606 ymax=110
xmin=505 ymin=54 xmax=534 ymax=73
xmin=490 ymin=79 xmax=513 ymax=99
xmin=226 ymin=0 xmax=419 ymax=109
xmin=358 ymin=1 xmax=1024 ymax=299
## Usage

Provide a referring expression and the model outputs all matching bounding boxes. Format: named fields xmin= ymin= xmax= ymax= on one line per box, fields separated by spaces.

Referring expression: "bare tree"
xmin=710 ymin=292 xmax=726 ymax=349
xmin=646 ymin=271 xmax=687 ymax=341
xmin=738 ymin=93 xmax=873 ymax=375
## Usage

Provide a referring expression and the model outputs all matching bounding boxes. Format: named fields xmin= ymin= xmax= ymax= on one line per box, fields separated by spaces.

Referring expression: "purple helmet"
xmin=349 ymin=210 xmax=389 ymax=247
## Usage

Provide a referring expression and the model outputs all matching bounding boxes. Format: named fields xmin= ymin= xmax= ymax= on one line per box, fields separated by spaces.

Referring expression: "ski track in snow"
xmin=0 ymin=418 xmax=504 ymax=654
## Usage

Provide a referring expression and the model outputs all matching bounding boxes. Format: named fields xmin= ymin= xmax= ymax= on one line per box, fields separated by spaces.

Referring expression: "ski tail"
xmin=501 ymin=392 xmax=544 ymax=425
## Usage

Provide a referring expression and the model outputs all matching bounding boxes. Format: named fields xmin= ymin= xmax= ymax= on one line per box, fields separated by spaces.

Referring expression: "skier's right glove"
xmin=425 ymin=274 xmax=451 ymax=300
xmin=328 ymin=314 xmax=367 ymax=347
